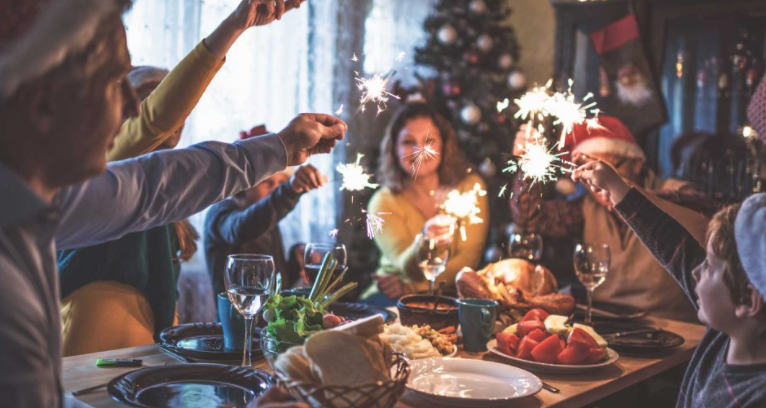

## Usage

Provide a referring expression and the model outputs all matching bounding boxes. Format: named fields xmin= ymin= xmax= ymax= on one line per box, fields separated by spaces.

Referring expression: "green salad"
xmin=262 ymin=253 xmax=356 ymax=352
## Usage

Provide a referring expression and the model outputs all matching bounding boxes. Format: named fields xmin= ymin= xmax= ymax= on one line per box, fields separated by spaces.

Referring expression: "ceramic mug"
xmin=458 ymin=298 xmax=499 ymax=352
xmin=217 ymin=292 xmax=246 ymax=351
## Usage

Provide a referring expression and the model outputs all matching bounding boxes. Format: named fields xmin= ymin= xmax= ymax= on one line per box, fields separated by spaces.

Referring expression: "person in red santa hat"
xmin=510 ymin=116 xmax=717 ymax=323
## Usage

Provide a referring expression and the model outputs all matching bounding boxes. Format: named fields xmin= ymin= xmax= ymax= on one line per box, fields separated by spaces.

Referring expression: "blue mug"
xmin=217 ymin=292 xmax=246 ymax=351
xmin=458 ymin=299 xmax=498 ymax=352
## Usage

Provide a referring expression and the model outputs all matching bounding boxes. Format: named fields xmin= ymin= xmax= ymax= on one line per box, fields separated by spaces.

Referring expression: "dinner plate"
xmin=108 ymin=363 xmax=271 ymax=408
xmin=406 ymin=358 xmax=541 ymax=406
xmin=595 ymin=322 xmax=685 ymax=354
xmin=160 ymin=323 xmax=262 ymax=363
xmin=487 ymin=339 xmax=620 ymax=374
xmin=573 ymin=301 xmax=648 ymax=322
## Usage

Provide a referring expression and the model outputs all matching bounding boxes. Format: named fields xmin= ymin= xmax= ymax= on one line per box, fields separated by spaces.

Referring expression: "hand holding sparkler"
xmin=277 ymin=113 xmax=347 ymax=165
xmin=571 ymin=160 xmax=631 ymax=205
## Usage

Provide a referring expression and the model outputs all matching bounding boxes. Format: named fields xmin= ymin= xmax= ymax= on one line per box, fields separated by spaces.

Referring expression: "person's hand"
xmin=422 ymin=215 xmax=455 ymax=245
xmin=277 ymin=114 xmax=346 ymax=166
xmin=373 ymin=275 xmax=412 ymax=300
xmin=231 ymin=0 xmax=306 ymax=30
xmin=290 ymin=164 xmax=328 ymax=194
xmin=512 ymin=124 xmax=540 ymax=156
xmin=248 ymin=387 xmax=309 ymax=408
xmin=571 ymin=160 xmax=631 ymax=205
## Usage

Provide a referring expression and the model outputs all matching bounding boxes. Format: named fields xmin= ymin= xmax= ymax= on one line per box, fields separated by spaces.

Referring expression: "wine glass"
xmin=509 ymin=232 xmax=544 ymax=295
xmin=574 ymin=244 xmax=611 ymax=325
xmin=304 ymin=243 xmax=347 ymax=286
xmin=225 ymin=254 xmax=275 ymax=367
xmin=416 ymin=235 xmax=451 ymax=294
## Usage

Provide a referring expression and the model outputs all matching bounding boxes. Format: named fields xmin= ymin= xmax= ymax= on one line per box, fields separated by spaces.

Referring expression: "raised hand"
xmin=290 ymin=164 xmax=328 ymax=194
xmin=232 ymin=0 xmax=306 ymax=29
xmin=277 ymin=113 xmax=346 ymax=166
xmin=571 ymin=160 xmax=631 ymax=205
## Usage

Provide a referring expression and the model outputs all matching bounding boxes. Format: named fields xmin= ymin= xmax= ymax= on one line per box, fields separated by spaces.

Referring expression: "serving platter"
xmin=406 ymin=358 xmax=541 ymax=406
xmin=108 ymin=363 xmax=271 ymax=408
xmin=487 ymin=339 xmax=620 ymax=374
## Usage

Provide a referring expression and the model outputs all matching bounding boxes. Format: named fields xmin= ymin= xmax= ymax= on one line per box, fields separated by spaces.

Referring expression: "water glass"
xmin=574 ymin=244 xmax=610 ymax=325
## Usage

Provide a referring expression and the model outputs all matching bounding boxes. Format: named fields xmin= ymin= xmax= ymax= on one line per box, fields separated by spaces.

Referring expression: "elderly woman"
xmin=363 ymin=102 xmax=489 ymax=305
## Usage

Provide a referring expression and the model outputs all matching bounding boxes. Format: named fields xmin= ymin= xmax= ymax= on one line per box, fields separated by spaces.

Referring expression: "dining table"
xmin=62 ymin=309 xmax=706 ymax=408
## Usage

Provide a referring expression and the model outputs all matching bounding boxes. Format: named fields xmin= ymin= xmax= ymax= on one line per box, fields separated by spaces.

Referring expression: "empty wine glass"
xmin=509 ymin=232 xmax=545 ymax=295
xmin=574 ymin=244 xmax=610 ymax=325
xmin=225 ymin=254 xmax=275 ymax=367
xmin=304 ymin=243 xmax=347 ymax=286
xmin=416 ymin=234 xmax=451 ymax=294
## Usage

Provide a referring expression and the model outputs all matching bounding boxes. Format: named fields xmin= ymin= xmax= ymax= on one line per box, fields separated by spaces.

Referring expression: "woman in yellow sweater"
xmin=364 ymin=102 xmax=489 ymax=305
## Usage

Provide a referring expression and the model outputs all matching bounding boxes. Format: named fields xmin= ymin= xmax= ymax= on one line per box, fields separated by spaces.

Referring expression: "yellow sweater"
xmin=107 ymin=41 xmax=225 ymax=161
xmin=366 ymin=174 xmax=489 ymax=295
xmin=61 ymin=41 xmax=223 ymax=356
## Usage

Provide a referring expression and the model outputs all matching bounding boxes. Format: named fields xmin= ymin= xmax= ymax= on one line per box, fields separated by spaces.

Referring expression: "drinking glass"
xmin=574 ymin=244 xmax=611 ymax=325
xmin=509 ymin=232 xmax=545 ymax=296
xmin=416 ymin=235 xmax=451 ymax=294
xmin=304 ymin=243 xmax=347 ymax=286
xmin=225 ymin=254 xmax=275 ymax=367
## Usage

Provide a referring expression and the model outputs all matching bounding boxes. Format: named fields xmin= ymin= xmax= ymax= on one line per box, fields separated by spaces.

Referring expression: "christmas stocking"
xmin=590 ymin=14 xmax=665 ymax=136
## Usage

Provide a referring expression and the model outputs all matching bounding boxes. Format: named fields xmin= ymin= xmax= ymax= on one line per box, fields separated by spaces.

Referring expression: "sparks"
xmin=498 ymin=183 xmax=508 ymax=198
xmin=513 ymin=81 xmax=552 ymax=121
xmin=396 ymin=51 xmax=406 ymax=62
xmin=364 ymin=212 xmax=390 ymax=239
xmin=355 ymin=69 xmax=399 ymax=116
xmin=351 ymin=53 xmax=359 ymax=62
xmin=335 ymin=104 xmax=343 ymax=116
xmin=547 ymin=81 xmax=597 ymax=147
xmin=504 ymin=136 xmax=574 ymax=186
xmin=328 ymin=229 xmax=339 ymax=238
xmin=442 ymin=183 xmax=487 ymax=241
xmin=497 ymin=98 xmax=510 ymax=113
xmin=336 ymin=153 xmax=379 ymax=191
xmin=403 ymin=137 xmax=439 ymax=178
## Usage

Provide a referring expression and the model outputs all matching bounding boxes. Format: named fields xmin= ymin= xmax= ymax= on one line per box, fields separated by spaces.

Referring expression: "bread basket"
xmin=277 ymin=353 xmax=410 ymax=408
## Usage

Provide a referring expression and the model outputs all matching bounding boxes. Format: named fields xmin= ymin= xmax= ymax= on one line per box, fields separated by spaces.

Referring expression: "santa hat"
xmin=0 ymin=0 xmax=121 ymax=101
xmin=563 ymin=115 xmax=645 ymax=161
xmin=735 ymin=193 xmax=766 ymax=298
xmin=127 ymin=66 xmax=169 ymax=90
xmin=239 ymin=125 xmax=295 ymax=178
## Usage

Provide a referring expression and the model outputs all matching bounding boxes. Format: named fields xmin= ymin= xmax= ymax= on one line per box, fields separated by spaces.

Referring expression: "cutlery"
xmin=542 ymin=382 xmax=560 ymax=393
xmin=603 ymin=328 xmax=662 ymax=338
xmin=70 ymin=383 xmax=107 ymax=397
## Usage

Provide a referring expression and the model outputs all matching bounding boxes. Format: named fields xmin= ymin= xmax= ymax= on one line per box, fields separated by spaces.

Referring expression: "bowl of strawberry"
xmin=487 ymin=308 xmax=620 ymax=374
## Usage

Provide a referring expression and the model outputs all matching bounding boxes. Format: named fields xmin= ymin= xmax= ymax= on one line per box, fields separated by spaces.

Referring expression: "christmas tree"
xmin=415 ymin=0 xmax=526 ymax=253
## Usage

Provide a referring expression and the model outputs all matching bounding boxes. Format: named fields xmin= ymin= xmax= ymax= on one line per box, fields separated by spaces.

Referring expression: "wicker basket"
xmin=277 ymin=353 xmax=410 ymax=408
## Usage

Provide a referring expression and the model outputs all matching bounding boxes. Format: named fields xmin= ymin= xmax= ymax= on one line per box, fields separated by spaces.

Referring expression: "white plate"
xmin=487 ymin=339 xmax=620 ymax=374
xmin=406 ymin=358 xmax=542 ymax=406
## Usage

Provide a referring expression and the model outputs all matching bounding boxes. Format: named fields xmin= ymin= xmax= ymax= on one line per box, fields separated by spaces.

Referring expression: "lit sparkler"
xmin=403 ymin=137 xmax=439 ymax=178
xmin=336 ymin=153 xmax=379 ymax=191
xmin=355 ymin=69 xmax=399 ymax=116
xmin=498 ymin=183 xmax=508 ymax=198
xmin=442 ymin=183 xmax=487 ymax=241
xmin=547 ymin=80 xmax=597 ymax=147
xmin=497 ymin=98 xmax=510 ymax=113
xmin=396 ymin=51 xmax=406 ymax=62
xmin=335 ymin=104 xmax=343 ymax=116
xmin=513 ymin=80 xmax=553 ymax=122
xmin=328 ymin=229 xmax=339 ymax=238
xmin=364 ymin=211 xmax=390 ymax=239
xmin=504 ymin=126 xmax=575 ymax=186
xmin=351 ymin=53 xmax=359 ymax=62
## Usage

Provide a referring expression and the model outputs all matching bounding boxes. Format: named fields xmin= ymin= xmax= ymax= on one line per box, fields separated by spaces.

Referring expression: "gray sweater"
xmin=615 ymin=188 xmax=766 ymax=408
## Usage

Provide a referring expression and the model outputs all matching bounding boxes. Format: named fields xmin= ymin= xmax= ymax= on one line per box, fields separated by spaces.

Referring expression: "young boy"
xmin=573 ymin=160 xmax=766 ymax=407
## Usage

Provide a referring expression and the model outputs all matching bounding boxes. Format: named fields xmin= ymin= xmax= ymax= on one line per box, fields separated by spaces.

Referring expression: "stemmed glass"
xmin=416 ymin=234 xmax=451 ymax=294
xmin=304 ymin=243 xmax=347 ymax=286
xmin=509 ymin=232 xmax=545 ymax=296
xmin=574 ymin=244 xmax=611 ymax=325
xmin=225 ymin=254 xmax=275 ymax=367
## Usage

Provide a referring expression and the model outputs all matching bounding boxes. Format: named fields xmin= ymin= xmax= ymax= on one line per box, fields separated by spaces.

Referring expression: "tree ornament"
xmin=498 ymin=53 xmax=514 ymax=69
xmin=463 ymin=51 xmax=479 ymax=65
xmin=508 ymin=71 xmax=526 ymax=89
xmin=460 ymin=103 xmax=482 ymax=125
xmin=479 ymin=157 xmax=497 ymax=177
xmin=437 ymin=24 xmax=458 ymax=45
xmin=476 ymin=34 xmax=494 ymax=53
xmin=469 ymin=0 xmax=487 ymax=14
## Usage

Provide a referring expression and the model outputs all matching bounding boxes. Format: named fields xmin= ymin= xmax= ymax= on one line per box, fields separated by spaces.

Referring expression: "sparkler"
xmin=497 ymin=98 xmax=510 ymax=113
xmin=364 ymin=211 xmax=390 ymax=239
xmin=547 ymin=80 xmax=597 ymax=148
xmin=505 ymin=124 xmax=574 ymax=186
xmin=328 ymin=229 xmax=339 ymax=238
xmin=396 ymin=51 xmax=406 ymax=62
xmin=335 ymin=104 xmax=343 ymax=116
xmin=403 ymin=137 xmax=439 ymax=178
xmin=442 ymin=183 xmax=487 ymax=241
xmin=336 ymin=153 xmax=379 ymax=191
xmin=498 ymin=183 xmax=508 ymax=198
xmin=354 ymin=69 xmax=399 ymax=116
xmin=351 ymin=53 xmax=359 ymax=62
xmin=513 ymin=80 xmax=553 ymax=122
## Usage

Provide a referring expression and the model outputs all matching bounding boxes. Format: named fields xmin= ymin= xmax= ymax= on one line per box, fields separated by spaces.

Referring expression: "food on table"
xmin=406 ymin=301 xmax=458 ymax=311
xmin=456 ymin=259 xmax=575 ymax=331
xmin=379 ymin=323 xmax=456 ymax=359
xmin=495 ymin=308 xmax=608 ymax=365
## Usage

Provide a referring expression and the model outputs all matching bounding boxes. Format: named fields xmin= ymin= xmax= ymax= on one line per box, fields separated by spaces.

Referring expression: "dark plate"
xmin=108 ymin=363 xmax=271 ymax=408
xmin=573 ymin=301 xmax=649 ymax=322
xmin=594 ymin=321 xmax=685 ymax=354
xmin=280 ymin=290 xmax=396 ymax=323
xmin=160 ymin=323 xmax=262 ymax=363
